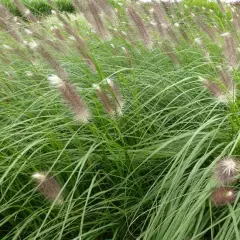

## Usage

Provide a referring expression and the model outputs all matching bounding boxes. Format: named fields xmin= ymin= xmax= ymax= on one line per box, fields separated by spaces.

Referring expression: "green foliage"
xmin=1 ymin=1 xmax=240 ymax=240
xmin=0 ymin=0 xmax=74 ymax=16
xmin=183 ymin=0 xmax=232 ymax=18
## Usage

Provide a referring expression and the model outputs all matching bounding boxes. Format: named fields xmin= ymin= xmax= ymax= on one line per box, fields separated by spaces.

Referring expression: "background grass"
xmin=0 ymin=0 xmax=226 ymax=16
xmin=0 ymin=0 xmax=126 ymax=16
xmin=0 ymin=0 xmax=74 ymax=15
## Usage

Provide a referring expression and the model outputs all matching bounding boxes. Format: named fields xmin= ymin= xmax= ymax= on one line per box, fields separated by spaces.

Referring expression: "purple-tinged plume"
xmin=32 ymin=172 xmax=63 ymax=205
xmin=211 ymin=187 xmax=236 ymax=206
xmin=48 ymin=75 xmax=91 ymax=123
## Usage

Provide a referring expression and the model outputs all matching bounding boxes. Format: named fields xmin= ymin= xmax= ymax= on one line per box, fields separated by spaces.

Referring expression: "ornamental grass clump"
xmin=2 ymin=0 xmax=240 ymax=239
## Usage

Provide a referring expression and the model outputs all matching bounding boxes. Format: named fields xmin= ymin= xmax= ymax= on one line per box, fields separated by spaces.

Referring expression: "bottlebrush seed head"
xmin=211 ymin=187 xmax=236 ymax=206
xmin=200 ymin=77 xmax=234 ymax=103
xmin=24 ymin=28 xmax=32 ymax=35
xmin=93 ymin=84 xmax=114 ymax=115
xmin=32 ymin=172 xmax=63 ymax=205
xmin=48 ymin=75 xmax=90 ymax=123
xmin=194 ymin=38 xmax=202 ymax=45
xmin=106 ymin=78 xmax=125 ymax=116
xmin=25 ymin=71 xmax=33 ymax=77
xmin=28 ymin=41 xmax=38 ymax=49
xmin=3 ymin=45 xmax=12 ymax=50
xmin=215 ymin=157 xmax=239 ymax=184
xmin=106 ymin=78 xmax=113 ymax=87
xmin=48 ymin=74 xmax=64 ymax=87
xmin=32 ymin=172 xmax=47 ymax=181
xmin=221 ymin=32 xmax=230 ymax=37
xmin=24 ymin=9 xmax=30 ymax=15
xmin=92 ymin=84 xmax=100 ymax=90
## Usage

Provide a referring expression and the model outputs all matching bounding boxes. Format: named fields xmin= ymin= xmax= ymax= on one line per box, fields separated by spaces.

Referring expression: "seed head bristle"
xmin=221 ymin=32 xmax=238 ymax=69
xmin=32 ymin=172 xmax=63 ymax=205
xmin=107 ymin=78 xmax=125 ymax=115
xmin=94 ymin=84 xmax=114 ymax=115
xmin=211 ymin=187 xmax=236 ymax=206
xmin=201 ymin=78 xmax=232 ymax=103
xmin=13 ymin=0 xmax=36 ymax=22
xmin=127 ymin=6 xmax=151 ymax=49
xmin=88 ymin=0 xmax=111 ymax=40
xmin=215 ymin=157 xmax=239 ymax=184
xmin=48 ymin=74 xmax=91 ymax=122
xmin=48 ymin=74 xmax=64 ymax=87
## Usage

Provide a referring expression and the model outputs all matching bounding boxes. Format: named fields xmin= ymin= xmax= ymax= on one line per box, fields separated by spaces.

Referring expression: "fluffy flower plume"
xmin=48 ymin=74 xmax=64 ymax=87
xmin=215 ymin=157 xmax=239 ymax=184
xmin=51 ymin=25 xmax=65 ymax=41
xmin=100 ymin=0 xmax=114 ymax=15
xmin=93 ymin=80 xmax=125 ymax=117
xmin=200 ymin=77 xmax=235 ymax=103
xmin=13 ymin=0 xmax=36 ymax=22
xmin=62 ymin=23 xmax=96 ymax=72
xmin=48 ymin=75 xmax=91 ymax=123
xmin=32 ymin=172 xmax=63 ymax=205
xmin=221 ymin=32 xmax=238 ymax=70
xmin=194 ymin=38 xmax=210 ymax=61
xmin=25 ymin=71 xmax=33 ymax=77
xmin=211 ymin=187 xmax=236 ymax=206
xmin=162 ymin=43 xmax=180 ymax=66
xmin=28 ymin=41 xmax=39 ymax=49
xmin=218 ymin=67 xmax=236 ymax=98
xmin=88 ymin=0 xmax=111 ymax=40
xmin=93 ymin=84 xmax=114 ymax=115
xmin=0 ymin=5 xmax=23 ymax=41
xmin=107 ymin=78 xmax=125 ymax=115
xmin=127 ymin=6 xmax=151 ymax=48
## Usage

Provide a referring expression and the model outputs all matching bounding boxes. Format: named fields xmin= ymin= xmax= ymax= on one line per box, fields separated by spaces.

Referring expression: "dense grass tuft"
xmin=1 ymin=0 xmax=240 ymax=239
xmin=0 ymin=0 xmax=74 ymax=16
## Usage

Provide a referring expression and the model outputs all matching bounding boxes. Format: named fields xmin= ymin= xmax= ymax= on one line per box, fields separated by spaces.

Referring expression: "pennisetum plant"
xmin=195 ymin=17 xmax=217 ymax=42
xmin=218 ymin=66 xmax=235 ymax=97
xmin=63 ymin=23 xmax=97 ymax=72
xmin=93 ymin=0 xmax=115 ymax=19
xmin=231 ymin=6 xmax=240 ymax=31
xmin=161 ymin=42 xmax=180 ymax=67
xmin=151 ymin=1 xmax=179 ymax=44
